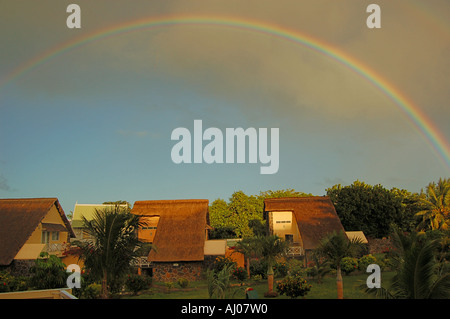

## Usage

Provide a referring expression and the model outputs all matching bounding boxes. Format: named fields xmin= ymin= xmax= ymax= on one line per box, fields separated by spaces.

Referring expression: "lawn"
xmin=124 ymin=271 xmax=395 ymax=299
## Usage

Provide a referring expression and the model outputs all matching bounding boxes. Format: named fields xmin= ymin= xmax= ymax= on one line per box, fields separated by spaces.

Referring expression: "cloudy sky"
xmin=0 ymin=0 xmax=449 ymax=212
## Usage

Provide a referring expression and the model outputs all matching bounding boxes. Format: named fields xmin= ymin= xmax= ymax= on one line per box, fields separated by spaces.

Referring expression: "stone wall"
xmin=152 ymin=261 xmax=203 ymax=282
xmin=6 ymin=259 xmax=35 ymax=277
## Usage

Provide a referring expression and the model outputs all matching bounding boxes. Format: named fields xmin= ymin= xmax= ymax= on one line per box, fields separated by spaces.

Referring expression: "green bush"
xmin=29 ymin=253 xmax=68 ymax=289
xmin=358 ymin=254 xmax=377 ymax=271
xmin=177 ymin=277 xmax=189 ymax=288
xmin=249 ymin=259 xmax=268 ymax=279
xmin=340 ymin=257 xmax=358 ymax=275
xmin=125 ymin=274 xmax=151 ymax=295
xmin=276 ymin=275 xmax=312 ymax=299
xmin=83 ymin=283 xmax=102 ymax=299
xmin=232 ymin=267 xmax=247 ymax=282
xmin=274 ymin=261 xmax=288 ymax=277
xmin=212 ymin=256 xmax=237 ymax=272
xmin=0 ymin=271 xmax=13 ymax=292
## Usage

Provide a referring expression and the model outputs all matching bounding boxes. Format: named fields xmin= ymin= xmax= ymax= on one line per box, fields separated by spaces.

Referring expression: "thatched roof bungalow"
xmin=131 ymin=199 xmax=209 ymax=281
xmin=0 ymin=198 xmax=75 ymax=275
xmin=264 ymin=196 xmax=346 ymax=263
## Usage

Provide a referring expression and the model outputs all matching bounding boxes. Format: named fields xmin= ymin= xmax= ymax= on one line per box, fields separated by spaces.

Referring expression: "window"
xmin=42 ymin=231 xmax=50 ymax=244
xmin=52 ymin=231 xmax=59 ymax=241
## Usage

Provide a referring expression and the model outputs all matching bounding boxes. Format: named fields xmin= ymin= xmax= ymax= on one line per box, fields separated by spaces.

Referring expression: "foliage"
xmin=29 ymin=252 xmax=68 ymax=290
xmin=235 ymin=237 xmax=259 ymax=278
xmin=326 ymin=181 xmax=420 ymax=237
xmin=208 ymin=226 xmax=237 ymax=239
xmin=306 ymin=252 xmax=331 ymax=283
xmin=211 ymin=256 xmax=237 ymax=273
xmin=415 ymin=178 xmax=450 ymax=231
xmin=206 ymin=264 xmax=244 ymax=299
xmin=274 ymin=261 xmax=289 ymax=277
xmin=74 ymin=205 xmax=149 ymax=298
xmin=358 ymin=254 xmax=378 ymax=272
xmin=177 ymin=277 xmax=189 ymax=288
xmin=165 ymin=281 xmax=174 ymax=293
xmin=316 ymin=231 xmax=364 ymax=299
xmin=82 ymin=283 xmax=102 ymax=299
xmin=0 ymin=271 xmax=13 ymax=293
xmin=250 ymin=259 xmax=268 ymax=279
xmin=125 ymin=274 xmax=151 ymax=295
xmin=340 ymin=257 xmax=358 ymax=275
xmin=276 ymin=275 xmax=312 ymax=299
xmin=365 ymin=230 xmax=450 ymax=299
xmin=252 ymin=235 xmax=289 ymax=297
xmin=232 ymin=267 xmax=247 ymax=282
xmin=317 ymin=231 xmax=364 ymax=268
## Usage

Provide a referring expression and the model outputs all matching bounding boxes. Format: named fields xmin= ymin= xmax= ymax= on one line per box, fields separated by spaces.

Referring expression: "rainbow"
xmin=1 ymin=15 xmax=449 ymax=170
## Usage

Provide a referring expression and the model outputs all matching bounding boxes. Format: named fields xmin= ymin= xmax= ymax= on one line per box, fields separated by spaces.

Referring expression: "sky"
xmin=0 ymin=0 xmax=449 ymax=214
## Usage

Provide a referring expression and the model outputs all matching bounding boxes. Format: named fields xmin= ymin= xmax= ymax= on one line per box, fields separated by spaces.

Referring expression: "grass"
xmin=123 ymin=271 xmax=395 ymax=299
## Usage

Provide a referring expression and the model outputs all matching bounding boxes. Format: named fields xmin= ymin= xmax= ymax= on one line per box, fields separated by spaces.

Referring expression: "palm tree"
xmin=234 ymin=237 xmax=258 ymax=279
xmin=254 ymin=235 xmax=289 ymax=297
xmin=365 ymin=230 xmax=450 ymax=299
xmin=316 ymin=231 xmax=363 ymax=299
xmin=416 ymin=178 xmax=450 ymax=231
xmin=75 ymin=205 xmax=147 ymax=298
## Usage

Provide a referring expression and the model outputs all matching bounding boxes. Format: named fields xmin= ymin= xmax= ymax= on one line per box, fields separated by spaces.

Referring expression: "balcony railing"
xmin=287 ymin=244 xmax=304 ymax=256
xmin=130 ymin=256 xmax=152 ymax=268
xmin=42 ymin=243 xmax=69 ymax=256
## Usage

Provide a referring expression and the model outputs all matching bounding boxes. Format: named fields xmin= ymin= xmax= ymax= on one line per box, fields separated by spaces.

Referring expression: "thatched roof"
xmin=0 ymin=198 xmax=75 ymax=265
xmin=131 ymin=199 xmax=209 ymax=262
xmin=264 ymin=196 xmax=345 ymax=250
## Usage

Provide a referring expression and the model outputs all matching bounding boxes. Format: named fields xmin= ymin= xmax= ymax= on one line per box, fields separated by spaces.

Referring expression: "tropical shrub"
xmin=29 ymin=253 xmax=68 ymax=289
xmin=274 ymin=261 xmax=288 ymax=277
xmin=249 ymin=258 xmax=268 ymax=279
xmin=125 ymin=274 xmax=150 ymax=295
xmin=340 ymin=257 xmax=358 ymax=275
xmin=83 ymin=283 xmax=102 ymax=299
xmin=358 ymin=254 xmax=377 ymax=271
xmin=177 ymin=277 xmax=189 ymax=288
xmin=276 ymin=275 xmax=312 ymax=299
xmin=232 ymin=267 xmax=247 ymax=282
xmin=0 ymin=271 xmax=13 ymax=292
xmin=212 ymin=256 xmax=237 ymax=272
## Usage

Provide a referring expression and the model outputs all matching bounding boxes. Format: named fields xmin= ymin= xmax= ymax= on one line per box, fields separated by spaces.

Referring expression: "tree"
xmin=365 ymin=229 xmax=450 ymax=299
xmin=253 ymin=235 xmax=289 ymax=297
xmin=234 ymin=237 xmax=258 ymax=279
xmin=415 ymin=178 xmax=450 ymax=231
xmin=326 ymin=181 xmax=415 ymax=238
xmin=75 ymin=205 xmax=147 ymax=298
xmin=316 ymin=231 xmax=363 ymax=299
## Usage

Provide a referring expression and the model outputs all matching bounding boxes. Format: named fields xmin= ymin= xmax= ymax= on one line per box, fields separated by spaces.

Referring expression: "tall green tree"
xmin=415 ymin=178 xmax=450 ymax=231
xmin=75 ymin=205 xmax=147 ymax=298
xmin=326 ymin=181 xmax=415 ymax=238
